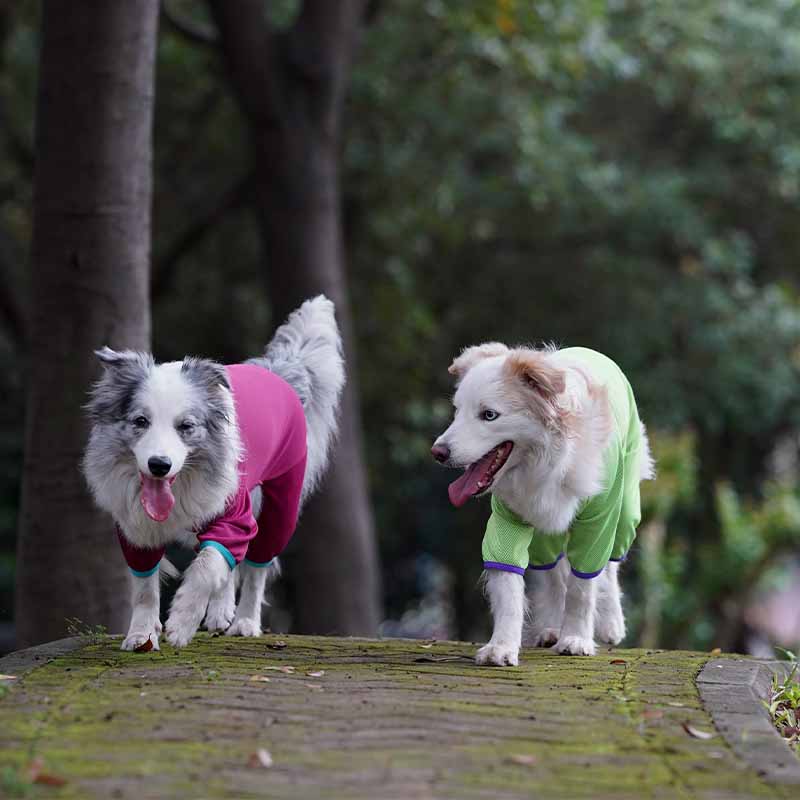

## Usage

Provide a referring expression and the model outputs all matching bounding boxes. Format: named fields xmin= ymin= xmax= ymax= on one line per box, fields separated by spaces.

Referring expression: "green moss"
xmin=0 ymin=635 xmax=792 ymax=799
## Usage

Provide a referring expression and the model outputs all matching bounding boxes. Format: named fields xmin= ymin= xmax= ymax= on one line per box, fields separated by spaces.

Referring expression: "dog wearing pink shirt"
xmin=83 ymin=296 xmax=344 ymax=650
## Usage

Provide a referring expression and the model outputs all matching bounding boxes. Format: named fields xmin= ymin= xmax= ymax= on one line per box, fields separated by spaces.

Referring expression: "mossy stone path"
xmin=0 ymin=635 xmax=794 ymax=799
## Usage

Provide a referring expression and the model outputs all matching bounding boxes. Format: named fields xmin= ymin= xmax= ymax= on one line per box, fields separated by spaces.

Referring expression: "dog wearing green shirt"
xmin=432 ymin=343 xmax=654 ymax=664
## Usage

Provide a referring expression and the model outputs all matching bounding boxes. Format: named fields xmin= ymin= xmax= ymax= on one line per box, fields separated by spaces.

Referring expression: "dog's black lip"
xmin=470 ymin=441 xmax=514 ymax=494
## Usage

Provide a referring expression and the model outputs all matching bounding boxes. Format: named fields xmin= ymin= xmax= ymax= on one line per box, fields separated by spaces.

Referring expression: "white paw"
xmin=204 ymin=601 xmax=235 ymax=633
xmin=121 ymin=630 xmax=160 ymax=652
xmin=164 ymin=612 xmax=202 ymax=648
xmin=225 ymin=616 xmax=262 ymax=638
xmin=530 ymin=627 xmax=560 ymax=647
xmin=596 ymin=616 xmax=626 ymax=645
xmin=475 ymin=642 xmax=519 ymax=666
xmin=552 ymin=635 xmax=596 ymax=656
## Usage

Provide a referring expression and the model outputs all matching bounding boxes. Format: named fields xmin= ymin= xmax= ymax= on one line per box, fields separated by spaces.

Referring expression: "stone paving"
xmin=0 ymin=635 xmax=797 ymax=799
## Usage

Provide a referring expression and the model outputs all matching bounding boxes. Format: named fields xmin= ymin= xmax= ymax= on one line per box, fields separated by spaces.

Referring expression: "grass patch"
xmin=766 ymin=650 xmax=799 ymax=753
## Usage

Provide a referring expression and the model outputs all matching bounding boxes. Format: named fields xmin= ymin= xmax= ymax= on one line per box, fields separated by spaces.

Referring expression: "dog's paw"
xmin=121 ymin=630 xmax=160 ymax=652
xmin=204 ymin=601 xmax=235 ymax=633
xmin=225 ymin=616 xmax=262 ymax=638
xmin=595 ymin=616 xmax=626 ymax=646
xmin=164 ymin=614 xmax=200 ymax=648
xmin=530 ymin=627 xmax=560 ymax=648
xmin=475 ymin=642 xmax=519 ymax=666
xmin=552 ymin=635 xmax=596 ymax=656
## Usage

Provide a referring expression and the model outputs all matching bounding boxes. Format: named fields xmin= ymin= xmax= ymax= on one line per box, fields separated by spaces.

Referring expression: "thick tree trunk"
xmin=209 ymin=0 xmax=381 ymax=634
xmin=15 ymin=1 xmax=159 ymax=647
xmin=254 ymin=135 xmax=381 ymax=635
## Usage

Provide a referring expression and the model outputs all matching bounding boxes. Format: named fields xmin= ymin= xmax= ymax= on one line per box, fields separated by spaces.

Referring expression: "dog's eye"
xmin=177 ymin=421 xmax=195 ymax=434
xmin=481 ymin=409 xmax=500 ymax=422
xmin=133 ymin=416 xmax=149 ymax=429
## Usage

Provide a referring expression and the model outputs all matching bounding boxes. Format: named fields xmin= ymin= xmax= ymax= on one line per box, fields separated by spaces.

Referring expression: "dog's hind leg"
xmin=204 ymin=568 xmax=236 ymax=632
xmin=594 ymin=562 xmax=626 ymax=645
xmin=121 ymin=571 xmax=162 ymax=651
xmin=226 ymin=560 xmax=281 ymax=638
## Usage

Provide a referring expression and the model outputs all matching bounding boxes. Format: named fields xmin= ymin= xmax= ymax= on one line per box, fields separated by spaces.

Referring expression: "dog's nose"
xmin=147 ymin=456 xmax=172 ymax=478
xmin=431 ymin=444 xmax=450 ymax=463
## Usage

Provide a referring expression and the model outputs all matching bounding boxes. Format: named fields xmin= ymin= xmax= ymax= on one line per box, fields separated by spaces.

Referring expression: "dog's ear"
xmin=95 ymin=347 xmax=147 ymax=368
xmin=504 ymin=350 xmax=565 ymax=398
xmin=448 ymin=343 xmax=509 ymax=380
xmin=181 ymin=357 xmax=231 ymax=392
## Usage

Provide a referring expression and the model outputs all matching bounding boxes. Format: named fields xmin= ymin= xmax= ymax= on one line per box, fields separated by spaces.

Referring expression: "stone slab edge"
xmin=0 ymin=636 xmax=87 ymax=688
xmin=698 ymin=657 xmax=800 ymax=785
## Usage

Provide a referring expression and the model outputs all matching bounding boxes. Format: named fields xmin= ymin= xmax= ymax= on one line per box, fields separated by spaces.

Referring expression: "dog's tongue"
xmin=448 ymin=452 xmax=495 ymax=508
xmin=140 ymin=475 xmax=175 ymax=522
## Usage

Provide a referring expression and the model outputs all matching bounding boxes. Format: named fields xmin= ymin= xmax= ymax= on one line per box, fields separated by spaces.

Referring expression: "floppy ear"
xmin=504 ymin=350 xmax=566 ymax=398
xmin=448 ymin=342 xmax=509 ymax=380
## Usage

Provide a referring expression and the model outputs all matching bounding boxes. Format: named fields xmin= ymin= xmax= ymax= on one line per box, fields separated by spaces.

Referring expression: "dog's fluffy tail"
xmin=249 ymin=295 xmax=345 ymax=504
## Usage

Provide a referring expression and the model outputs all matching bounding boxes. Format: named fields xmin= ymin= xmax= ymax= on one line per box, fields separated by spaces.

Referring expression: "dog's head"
xmin=432 ymin=343 xmax=570 ymax=507
xmin=85 ymin=348 xmax=235 ymax=522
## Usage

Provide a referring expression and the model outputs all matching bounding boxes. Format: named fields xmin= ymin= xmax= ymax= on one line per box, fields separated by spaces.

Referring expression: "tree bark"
xmin=15 ymin=1 xmax=159 ymax=647
xmin=209 ymin=0 xmax=381 ymax=634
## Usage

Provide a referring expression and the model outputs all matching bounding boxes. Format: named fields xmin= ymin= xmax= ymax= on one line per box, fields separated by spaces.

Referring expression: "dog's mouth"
xmin=140 ymin=474 xmax=177 ymax=522
xmin=448 ymin=442 xmax=513 ymax=508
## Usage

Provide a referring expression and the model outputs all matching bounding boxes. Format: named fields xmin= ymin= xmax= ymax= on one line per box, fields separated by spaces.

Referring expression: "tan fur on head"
xmin=448 ymin=342 xmax=509 ymax=380
xmin=502 ymin=349 xmax=569 ymax=432
xmin=504 ymin=350 xmax=566 ymax=397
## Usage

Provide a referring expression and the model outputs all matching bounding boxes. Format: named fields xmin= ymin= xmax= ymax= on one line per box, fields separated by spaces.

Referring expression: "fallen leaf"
xmin=262 ymin=665 xmax=295 ymax=673
xmin=667 ymin=701 xmax=685 ymax=708
xmin=247 ymin=748 xmax=273 ymax=768
xmin=420 ymin=643 xmax=434 ymax=649
xmin=610 ymin=659 xmax=627 ymax=665
xmin=306 ymin=670 xmax=325 ymax=677
xmin=27 ymin=757 xmax=68 ymax=787
xmin=133 ymin=639 xmax=154 ymax=653
xmin=507 ymin=754 xmax=537 ymax=766
xmin=34 ymin=773 xmax=68 ymax=787
xmin=682 ymin=722 xmax=715 ymax=740
xmin=710 ymin=647 xmax=722 ymax=655
xmin=249 ymin=675 xmax=271 ymax=683
xmin=304 ymin=682 xmax=323 ymax=690
xmin=267 ymin=641 xmax=287 ymax=650
xmin=0 ymin=674 xmax=18 ymax=680
xmin=642 ymin=709 xmax=664 ymax=721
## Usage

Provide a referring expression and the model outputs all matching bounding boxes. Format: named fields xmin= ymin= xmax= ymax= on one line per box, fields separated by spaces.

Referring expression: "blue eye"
xmin=481 ymin=409 xmax=499 ymax=422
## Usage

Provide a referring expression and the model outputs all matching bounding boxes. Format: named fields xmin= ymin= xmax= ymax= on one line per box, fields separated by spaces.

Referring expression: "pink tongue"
xmin=140 ymin=475 xmax=175 ymax=522
xmin=448 ymin=454 xmax=494 ymax=508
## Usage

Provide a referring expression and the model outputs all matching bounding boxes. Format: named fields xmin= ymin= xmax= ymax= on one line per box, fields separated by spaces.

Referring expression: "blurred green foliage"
xmin=1 ymin=0 xmax=799 ymax=650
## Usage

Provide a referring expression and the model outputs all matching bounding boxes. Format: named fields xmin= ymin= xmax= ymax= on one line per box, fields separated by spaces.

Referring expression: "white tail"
xmin=250 ymin=295 xmax=346 ymax=503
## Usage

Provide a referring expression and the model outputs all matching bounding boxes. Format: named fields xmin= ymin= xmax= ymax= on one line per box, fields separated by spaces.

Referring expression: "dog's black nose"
xmin=147 ymin=456 xmax=172 ymax=478
xmin=431 ymin=444 xmax=450 ymax=463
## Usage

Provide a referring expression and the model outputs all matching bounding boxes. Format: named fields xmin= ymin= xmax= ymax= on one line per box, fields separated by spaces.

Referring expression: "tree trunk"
xmin=209 ymin=0 xmax=381 ymax=634
xmin=15 ymin=1 xmax=159 ymax=647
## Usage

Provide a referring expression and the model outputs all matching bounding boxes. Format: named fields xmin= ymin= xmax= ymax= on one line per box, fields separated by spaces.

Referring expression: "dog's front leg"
xmin=553 ymin=572 xmax=597 ymax=656
xmin=165 ymin=548 xmax=230 ymax=648
xmin=121 ymin=571 xmax=162 ymax=652
xmin=476 ymin=570 xmax=525 ymax=666
xmin=528 ymin=559 xmax=567 ymax=647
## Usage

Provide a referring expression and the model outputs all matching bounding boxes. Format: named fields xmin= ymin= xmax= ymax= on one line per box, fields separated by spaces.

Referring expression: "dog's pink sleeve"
xmin=245 ymin=455 xmax=307 ymax=565
xmin=195 ymin=481 xmax=259 ymax=568
xmin=116 ymin=526 xmax=165 ymax=577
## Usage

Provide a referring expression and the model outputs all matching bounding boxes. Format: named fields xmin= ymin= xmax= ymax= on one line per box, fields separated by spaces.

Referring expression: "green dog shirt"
xmin=482 ymin=347 xmax=646 ymax=580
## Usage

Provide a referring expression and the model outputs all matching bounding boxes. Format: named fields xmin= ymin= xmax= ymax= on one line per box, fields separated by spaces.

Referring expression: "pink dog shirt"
xmin=118 ymin=364 xmax=307 ymax=576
